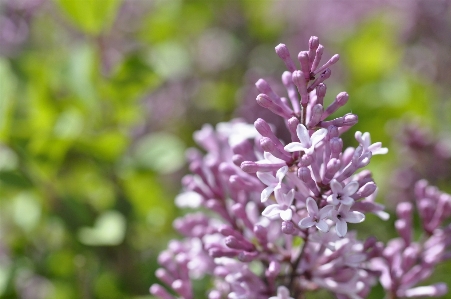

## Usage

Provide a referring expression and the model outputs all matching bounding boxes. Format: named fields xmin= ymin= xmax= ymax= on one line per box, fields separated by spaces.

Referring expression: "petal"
xmin=274 ymin=185 xmax=284 ymax=203
xmin=284 ymin=142 xmax=306 ymax=152
xmin=316 ymin=220 xmax=329 ymax=232
xmin=285 ymin=189 xmax=295 ymax=206
xmin=276 ymin=166 xmax=288 ymax=182
xmin=340 ymin=195 xmax=354 ymax=206
xmin=330 ymin=179 xmax=343 ymax=194
xmin=262 ymin=205 xmax=282 ymax=218
xmin=336 ymin=220 xmax=348 ymax=237
xmin=343 ymin=181 xmax=359 ymax=196
xmin=306 ymin=197 xmax=319 ymax=215
xmin=354 ymin=131 xmax=363 ymax=143
xmin=257 ymin=172 xmax=277 ymax=186
xmin=280 ymin=208 xmax=293 ymax=221
xmin=261 ymin=186 xmax=275 ymax=202
xmin=326 ymin=194 xmax=334 ymax=204
xmin=331 ymin=195 xmax=340 ymax=206
xmin=370 ymin=145 xmax=388 ymax=155
xmin=299 ymin=217 xmax=315 ymax=228
xmin=304 ymin=145 xmax=315 ymax=155
xmin=310 ymin=128 xmax=327 ymax=146
xmin=344 ymin=211 xmax=365 ymax=223
xmin=264 ymin=152 xmax=285 ymax=163
xmin=362 ymin=132 xmax=371 ymax=147
xmin=319 ymin=205 xmax=335 ymax=218
xmin=338 ymin=204 xmax=351 ymax=213
xmin=296 ymin=124 xmax=311 ymax=147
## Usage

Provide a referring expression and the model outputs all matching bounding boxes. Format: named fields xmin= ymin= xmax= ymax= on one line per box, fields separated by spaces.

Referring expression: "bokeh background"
xmin=0 ymin=0 xmax=450 ymax=298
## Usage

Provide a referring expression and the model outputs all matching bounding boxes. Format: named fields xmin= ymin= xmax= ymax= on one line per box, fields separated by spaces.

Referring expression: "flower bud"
xmin=275 ymin=43 xmax=296 ymax=72
xmin=311 ymin=44 xmax=324 ymax=73
xmin=297 ymin=51 xmax=310 ymax=80
xmin=256 ymin=93 xmax=293 ymax=118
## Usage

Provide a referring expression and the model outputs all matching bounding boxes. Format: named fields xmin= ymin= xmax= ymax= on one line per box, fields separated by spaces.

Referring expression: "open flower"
xmin=327 ymin=179 xmax=359 ymax=206
xmin=298 ymin=197 xmax=334 ymax=232
xmin=284 ymin=124 xmax=327 ymax=155
xmin=262 ymin=186 xmax=295 ymax=221
xmin=355 ymin=131 xmax=388 ymax=155
xmin=257 ymin=166 xmax=288 ymax=202
xmin=331 ymin=204 xmax=365 ymax=237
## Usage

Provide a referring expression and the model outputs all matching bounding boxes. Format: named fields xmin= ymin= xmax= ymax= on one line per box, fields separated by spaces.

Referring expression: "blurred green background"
xmin=0 ymin=0 xmax=450 ymax=298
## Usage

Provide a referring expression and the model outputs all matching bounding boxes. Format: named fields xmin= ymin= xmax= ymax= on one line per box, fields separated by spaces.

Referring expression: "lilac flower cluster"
xmin=150 ymin=37 xmax=451 ymax=299
xmin=372 ymin=180 xmax=451 ymax=298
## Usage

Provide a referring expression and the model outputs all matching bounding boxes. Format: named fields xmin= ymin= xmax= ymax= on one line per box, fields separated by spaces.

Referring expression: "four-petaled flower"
xmin=298 ymin=197 xmax=335 ymax=232
xmin=262 ymin=186 xmax=295 ymax=221
xmin=355 ymin=131 xmax=388 ymax=155
xmin=327 ymin=179 xmax=359 ymax=206
xmin=330 ymin=204 xmax=365 ymax=237
xmin=284 ymin=124 xmax=327 ymax=155
xmin=257 ymin=166 xmax=288 ymax=202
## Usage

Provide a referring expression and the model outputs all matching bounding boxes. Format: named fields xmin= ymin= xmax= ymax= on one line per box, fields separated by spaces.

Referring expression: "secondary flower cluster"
xmin=150 ymin=37 xmax=451 ymax=299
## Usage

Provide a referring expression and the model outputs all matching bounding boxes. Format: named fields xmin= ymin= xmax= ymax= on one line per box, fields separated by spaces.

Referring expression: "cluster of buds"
xmin=150 ymin=37 xmax=451 ymax=299
xmin=372 ymin=180 xmax=451 ymax=298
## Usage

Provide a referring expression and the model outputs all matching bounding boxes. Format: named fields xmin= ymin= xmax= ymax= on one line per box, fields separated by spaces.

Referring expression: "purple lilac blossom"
xmin=150 ymin=37 xmax=451 ymax=299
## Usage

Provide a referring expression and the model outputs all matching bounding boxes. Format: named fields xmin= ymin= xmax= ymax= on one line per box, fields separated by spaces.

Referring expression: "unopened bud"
xmin=275 ymin=43 xmax=296 ymax=72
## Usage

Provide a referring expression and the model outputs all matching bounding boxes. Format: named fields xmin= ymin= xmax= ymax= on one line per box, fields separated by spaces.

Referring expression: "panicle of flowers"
xmin=372 ymin=180 xmax=451 ymax=298
xmin=149 ymin=36 xmax=450 ymax=299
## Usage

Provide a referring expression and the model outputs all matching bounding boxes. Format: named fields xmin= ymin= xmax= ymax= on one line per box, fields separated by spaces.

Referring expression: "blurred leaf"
xmin=0 ymin=59 xmax=16 ymax=140
xmin=78 ymin=211 xmax=126 ymax=246
xmin=54 ymin=0 xmax=123 ymax=35
xmin=95 ymin=272 xmax=123 ymax=299
xmin=0 ymin=264 xmax=10 ymax=296
xmin=147 ymin=41 xmax=191 ymax=79
xmin=66 ymin=44 xmax=97 ymax=109
xmin=0 ymin=146 xmax=18 ymax=171
xmin=79 ymin=131 xmax=129 ymax=161
xmin=133 ymin=133 xmax=185 ymax=174
xmin=47 ymin=250 xmax=75 ymax=277
xmin=121 ymin=171 xmax=173 ymax=224
xmin=0 ymin=171 xmax=32 ymax=188
xmin=54 ymin=109 xmax=84 ymax=140
xmin=13 ymin=192 xmax=41 ymax=231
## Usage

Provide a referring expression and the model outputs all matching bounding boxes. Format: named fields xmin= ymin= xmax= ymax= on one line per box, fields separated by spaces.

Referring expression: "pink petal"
xmin=316 ymin=220 xmax=329 ymax=232
xmin=362 ymin=132 xmax=371 ymax=147
xmin=336 ymin=220 xmax=347 ymax=237
xmin=344 ymin=211 xmax=365 ymax=223
xmin=299 ymin=217 xmax=315 ymax=228
xmin=280 ymin=208 xmax=293 ymax=221
xmin=340 ymin=196 xmax=354 ymax=206
xmin=284 ymin=142 xmax=306 ymax=152
xmin=310 ymin=128 xmax=327 ymax=146
xmin=331 ymin=195 xmax=340 ymax=206
xmin=337 ymin=204 xmax=351 ymax=213
xmin=276 ymin=166 xmax=288 ymax=182
xmin=319 ymin=205 xmax=335 ymax=218
xmin=262 ymin=205 xmax=282 ymax=218
xmin=306 ymin=197 xmax=318 ymax=215
xmin=330 ymin=179 xmax=343 ymax=194
xmin=296 ymin=124 xmax=311 ymax=147
xmin=343 ymin=181 xmax=359 ymax=196
xmin=355 ymin=131 xmax=363 ymax=143
xmin=257 ymin=172 xmax=277 ymax=186
xmin=261 ymin=186 xmax=275 ymax=202
xmin=284 ymin=189 xmax=295 ymax=206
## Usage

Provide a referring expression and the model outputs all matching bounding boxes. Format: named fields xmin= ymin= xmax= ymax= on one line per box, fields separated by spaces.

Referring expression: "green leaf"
xmin=133 ymin=132 xmax=185 ymax=174
xmin=78 ymin=211 xmax=126 ymax=246
xmin=0 ymin=59 xmax=16 ymax=140
xmin=54 ymin=0 xmax=123 ymax=35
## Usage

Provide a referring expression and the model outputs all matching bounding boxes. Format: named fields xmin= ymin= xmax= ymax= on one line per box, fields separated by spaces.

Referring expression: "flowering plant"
xmin=150 ymin=37 xmax=451 ymax=299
